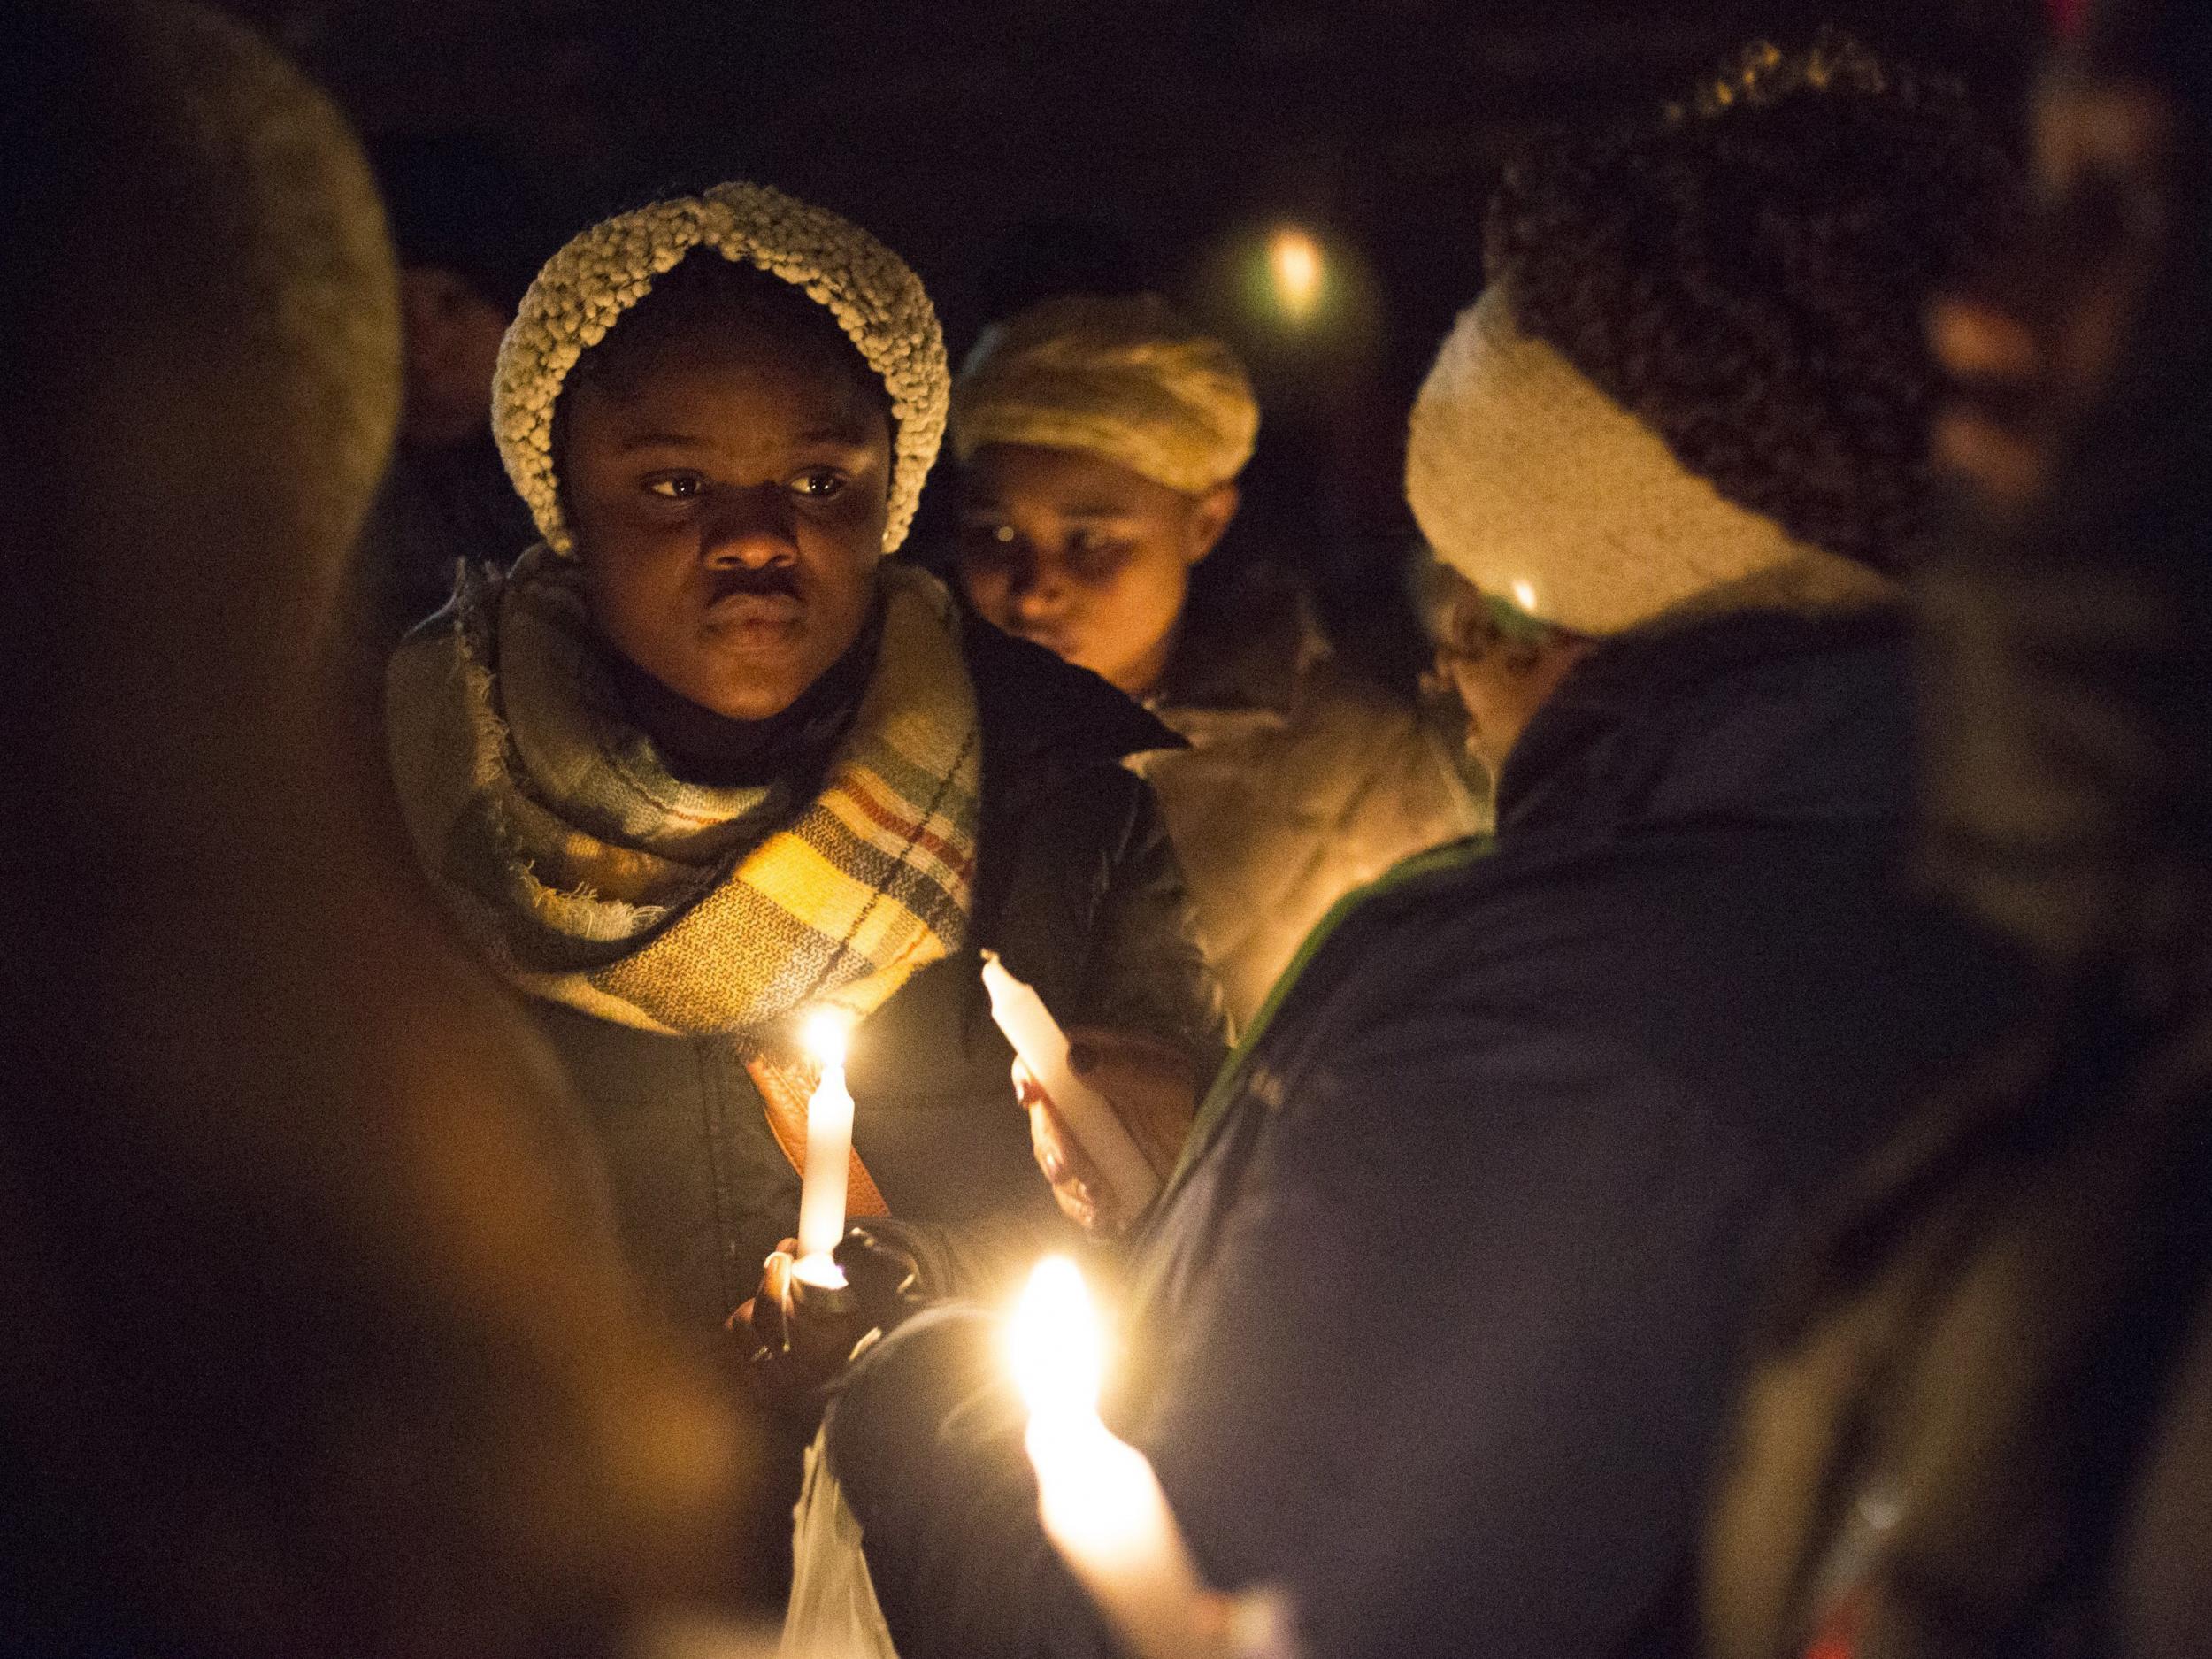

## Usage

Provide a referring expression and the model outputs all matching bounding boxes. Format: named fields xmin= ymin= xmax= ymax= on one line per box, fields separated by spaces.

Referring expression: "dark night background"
xmin=221 ymin=0 xmax=2045 ymax=672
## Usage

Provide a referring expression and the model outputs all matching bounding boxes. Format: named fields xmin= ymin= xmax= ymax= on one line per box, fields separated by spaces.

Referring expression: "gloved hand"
xmin=729 ymin=1225 xmax=933 ymax=1414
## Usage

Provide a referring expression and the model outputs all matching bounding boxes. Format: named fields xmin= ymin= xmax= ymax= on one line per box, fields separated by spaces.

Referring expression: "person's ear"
xmin=1184 ymin=482 xmax=1239 ymax=565
xmin=1440 ymin=581 xmax=1484 ymax=659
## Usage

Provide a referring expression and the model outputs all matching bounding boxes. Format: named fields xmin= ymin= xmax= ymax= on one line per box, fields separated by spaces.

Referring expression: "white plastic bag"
xmin=778 ymin=1426 xmax=898 ymax=1659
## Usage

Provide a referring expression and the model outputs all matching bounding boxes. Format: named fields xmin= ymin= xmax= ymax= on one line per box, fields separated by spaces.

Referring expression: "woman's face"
xmin=956 ymin=443 xmax=1234 ymax=696
xmin=561 ymin=319 xmax=892 ymax=722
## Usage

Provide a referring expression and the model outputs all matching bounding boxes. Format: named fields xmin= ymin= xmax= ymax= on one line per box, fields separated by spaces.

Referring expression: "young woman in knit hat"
xmin=383 ymin=182 xmax=1226 ymax=1598
xmin=947 ymin=293 xmax=1482 ymax=1028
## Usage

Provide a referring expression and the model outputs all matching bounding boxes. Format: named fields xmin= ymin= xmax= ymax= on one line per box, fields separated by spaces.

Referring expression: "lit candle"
xmin=793 ymin=1010 xmax=855 ymax=1289
xmin=1009 ymin=1256 xmax=1212 ymax=1659
xmin=981 ymin=951 xmax=1161 ymax=1214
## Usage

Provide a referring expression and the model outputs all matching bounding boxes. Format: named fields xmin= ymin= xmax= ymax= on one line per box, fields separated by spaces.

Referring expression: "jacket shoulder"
xmin=959 ymin=609 xmax=1182 ymax=765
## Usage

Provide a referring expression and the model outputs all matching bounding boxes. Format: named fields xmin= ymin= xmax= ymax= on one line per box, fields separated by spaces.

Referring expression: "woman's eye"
xmin=794 ymin=470 xmax=847 ymax=500
xmin=956 ymin=522 xmax=1021 ymax=571
xmin=646 ymin=475 xmax=704 ymax=501
xmin=1066 ymin=535 xmax=1130 ymax=579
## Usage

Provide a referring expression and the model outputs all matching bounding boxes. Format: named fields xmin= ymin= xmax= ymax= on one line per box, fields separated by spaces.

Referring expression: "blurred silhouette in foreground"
xmin=0 ymin=7 xmax=743 ymax=1655
xmin=1705 ymin=4 xmax=2212 ymax=1656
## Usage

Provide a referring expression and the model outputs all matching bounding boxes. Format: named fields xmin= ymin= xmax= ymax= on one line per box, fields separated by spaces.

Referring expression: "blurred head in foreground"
xmin=1916 ymin=0 xmax=2212 ymax=969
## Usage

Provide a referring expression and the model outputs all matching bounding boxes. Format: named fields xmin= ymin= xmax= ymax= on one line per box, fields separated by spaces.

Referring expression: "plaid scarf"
xmin=388 ymin=550 xmax=982 ymax=1203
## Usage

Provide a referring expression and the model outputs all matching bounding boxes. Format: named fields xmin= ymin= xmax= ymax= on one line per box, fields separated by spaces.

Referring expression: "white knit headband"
xmin=492 ymin=180 xmax=949 ymax=557
xmin=1406 ymin=284 xmax=1887 ymax=637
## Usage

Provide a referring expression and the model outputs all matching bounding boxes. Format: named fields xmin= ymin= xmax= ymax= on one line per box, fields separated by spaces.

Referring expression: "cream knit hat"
xmin=950 ymin=294 xmax=1258 ymax=495
xmin=492 ymin=180 xmax=949 ymax=557
xmin=1406 ymin=284 xmax=1890 ymax=636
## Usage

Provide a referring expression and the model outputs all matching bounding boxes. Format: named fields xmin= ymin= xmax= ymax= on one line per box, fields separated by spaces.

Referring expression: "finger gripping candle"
xmin=980 ymin=950 xmax=1162 ymax=1214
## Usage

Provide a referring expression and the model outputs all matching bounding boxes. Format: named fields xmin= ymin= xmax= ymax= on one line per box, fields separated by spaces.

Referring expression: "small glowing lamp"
xmin=1268 ymin=227 xmax=1325 ymax=323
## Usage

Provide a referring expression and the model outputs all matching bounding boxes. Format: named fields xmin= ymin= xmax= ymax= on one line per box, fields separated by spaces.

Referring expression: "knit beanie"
xmin=1406 ymin=283 xmax=1893 ymax=637
xmin=492 ymin=180 xmax=949 ymax=557
xmin=950 ymin=293 xmax=1258 ymax=495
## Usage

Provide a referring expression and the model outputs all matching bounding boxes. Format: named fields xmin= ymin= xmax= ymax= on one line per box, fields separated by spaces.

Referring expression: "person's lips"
xmin=706 ymin=589 xmax=803 ymax=623
xmin=703 ymin=569 xmax=804 ymax=637
xmin=1011 ymin=623 xmax=1076 ymax=660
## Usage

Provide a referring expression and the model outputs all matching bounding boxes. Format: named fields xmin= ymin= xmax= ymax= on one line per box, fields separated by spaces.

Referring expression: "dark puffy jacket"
xmin=534 ymin=615 xmax=1227 ymax=1340
xmin=541 ymin=614 xmax=1225 ymax=1608
xmin=829 ymin=606 xmax=2028 ymax=1659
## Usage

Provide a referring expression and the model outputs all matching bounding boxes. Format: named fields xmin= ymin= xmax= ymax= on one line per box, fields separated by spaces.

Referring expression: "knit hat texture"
xmin=493 ymin=180 xmax=948 ymax=557
xmin=1406 ymin=284 xmax=1885 ymax=636
xmin=950 ymin=293 xmax=1257 ymax=495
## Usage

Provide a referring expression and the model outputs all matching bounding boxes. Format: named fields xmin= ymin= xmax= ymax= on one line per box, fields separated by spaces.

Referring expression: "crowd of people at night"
xmin=4 ymin=2 xmax=2208 ymax=1658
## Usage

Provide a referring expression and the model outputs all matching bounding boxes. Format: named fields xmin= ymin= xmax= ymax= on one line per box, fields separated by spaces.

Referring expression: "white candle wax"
xmin=1010 ymin=1257 xmax=1213 ymax=1659
xmin=1029 ymin=1413 xmax=1211 ymax=1659
xmin=794 ymin=1013 xmax=854 ymax=1286
xmin=980 ymin=951 xmax=1161 ymax=1214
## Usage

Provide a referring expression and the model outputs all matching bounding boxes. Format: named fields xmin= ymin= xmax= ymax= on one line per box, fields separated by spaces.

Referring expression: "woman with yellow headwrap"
xmin=948 ymin=293 xmax=1483 ymax=1029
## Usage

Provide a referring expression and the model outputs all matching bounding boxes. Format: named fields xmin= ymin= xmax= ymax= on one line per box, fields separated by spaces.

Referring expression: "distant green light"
xmin=1267 ymin=226 xmax=1325 ymax=323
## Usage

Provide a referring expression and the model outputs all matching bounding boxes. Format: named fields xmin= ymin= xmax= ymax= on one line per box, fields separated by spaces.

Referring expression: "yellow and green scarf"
xmin=388 ymin=549 xmax=981 ymax=1202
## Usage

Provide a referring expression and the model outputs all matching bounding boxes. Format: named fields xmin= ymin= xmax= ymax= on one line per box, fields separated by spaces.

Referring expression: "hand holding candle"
xmin=1007 ymin=1257 xmax=1295 ymax=1659
xmin=982 ymin=952 xmax=1164 ymax=1224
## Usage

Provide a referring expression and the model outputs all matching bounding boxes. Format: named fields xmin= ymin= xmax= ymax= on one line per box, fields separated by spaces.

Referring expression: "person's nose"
xmin=699 ymin=484 xmax=798 ymax=567
xmin=1008 ymin=554 xmax=1068 ymax=623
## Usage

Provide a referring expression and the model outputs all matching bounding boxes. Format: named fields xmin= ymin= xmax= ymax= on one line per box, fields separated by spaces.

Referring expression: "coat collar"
xmin=1497 ymin=604 xmax=1914 ymax=845
xmin=1150 ymin=564 xmax=1318 ymax=718
xmin=959 ymin=603 xmax=1184 ymax=768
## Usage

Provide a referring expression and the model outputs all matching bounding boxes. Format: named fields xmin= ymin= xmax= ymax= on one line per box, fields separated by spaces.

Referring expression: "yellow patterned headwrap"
xmin=950 ymin=294 xmax=1258 ymax=495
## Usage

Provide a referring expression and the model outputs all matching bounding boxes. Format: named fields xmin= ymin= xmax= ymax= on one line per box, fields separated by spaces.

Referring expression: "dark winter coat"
xmin=533 ymin=616 xmax=1228 ymax=1340
xmin=827 ymin=605 xmax=2030 ymax=1659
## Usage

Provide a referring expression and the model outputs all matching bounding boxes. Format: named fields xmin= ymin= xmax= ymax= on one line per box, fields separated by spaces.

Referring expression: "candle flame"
xmin=1510 ymin=580 xmax=1539 ymax=614
xmin=803 ymin=1009 xmax=850 ymax=1071
xmin=791 ymin=1252 xmax=849 ymax=1290
xmin=1010 ymin=1255 xmax=1104 ymax=1424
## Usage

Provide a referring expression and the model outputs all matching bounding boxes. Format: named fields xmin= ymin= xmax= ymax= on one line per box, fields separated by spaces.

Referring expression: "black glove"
xmin=727 ymin=1223 xmax=934 ymax=1417
xmin=835 ymin=1223 xmax=933 ymax=1336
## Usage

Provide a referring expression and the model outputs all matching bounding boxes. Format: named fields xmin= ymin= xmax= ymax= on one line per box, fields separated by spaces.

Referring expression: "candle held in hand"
xmin=981 ymin=952 xmax=1161 ymax=1214
xmin=794 ymin=1010 xmax=855 ymax=1289
xmin=1009 ymin=1257 xmax=1209 ymax=1659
